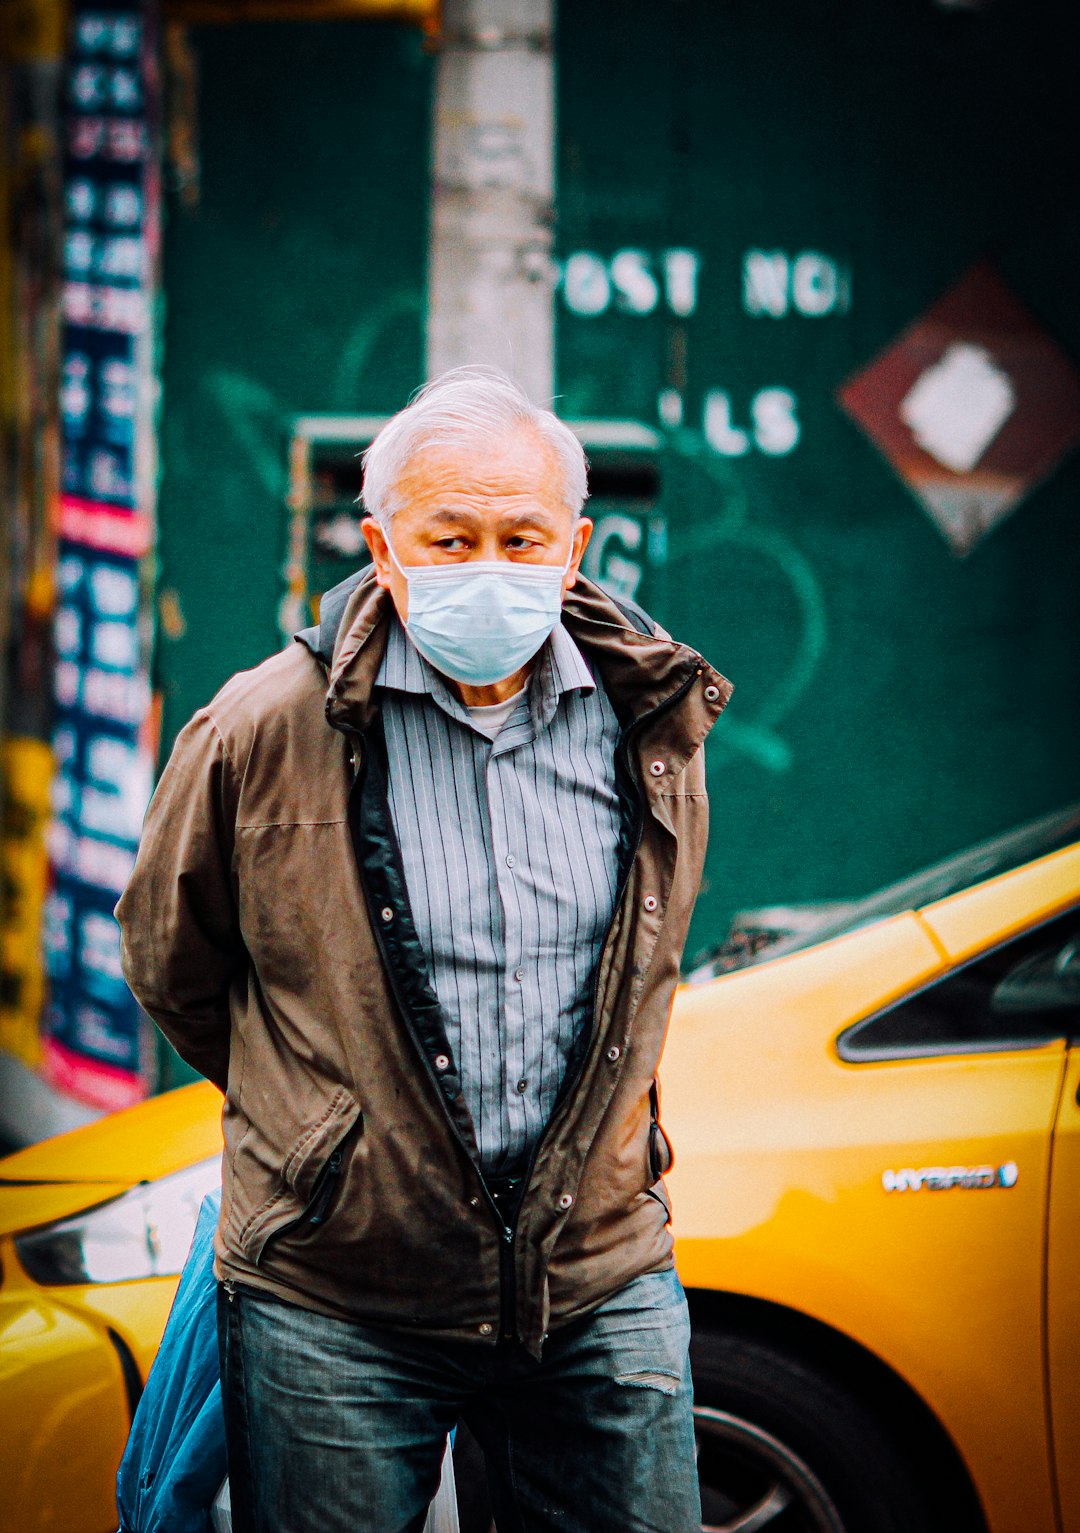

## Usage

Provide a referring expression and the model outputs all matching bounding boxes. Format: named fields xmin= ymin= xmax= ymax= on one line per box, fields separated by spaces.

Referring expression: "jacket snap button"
xmin=380 ymin=906 xmax=394 ymax=923
xmin=704 ymin=683 xmax=721 ymax=702
xmin=434 ymin=1053 xmax=450 ymax=1071
xmin=557 ymin=1192 xmax=574 ymax=1211
xmin=643 ymin=894 xmax=658 ymax=912
xmin=648 ymin=760 xmax=666 ymax=777
xmin=478 ymin=1322 xmax=494 ymax=1337
xmin=606 ymin=1045 xmax=621 ymax=1062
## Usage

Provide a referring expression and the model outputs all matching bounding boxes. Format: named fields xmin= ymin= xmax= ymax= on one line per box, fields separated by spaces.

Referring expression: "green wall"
xmin=556 ymin=0 xmax=1080 ymax=960
xmin=154 ymin=6 xmax=1080 ymax=982
xmin=154 ymin=19 xmax=430 ymax=1086
xmin=156 ymin=19 xmax=431 ymax=747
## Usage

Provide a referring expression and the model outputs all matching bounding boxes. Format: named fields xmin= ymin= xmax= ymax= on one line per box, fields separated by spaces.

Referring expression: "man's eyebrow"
xmin=500 ymin=508 xmax=562 ymax=531
xmin=427 ymin=508 xmax=481 ymax=527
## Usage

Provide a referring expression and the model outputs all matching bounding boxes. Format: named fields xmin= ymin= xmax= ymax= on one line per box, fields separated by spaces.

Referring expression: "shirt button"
xmin=649 ymin=760 xmax=666 ymax=777
xmin=478 ymin=1322 xmax=494 ymax=1337
xmin=643 ymin=894 xmax=658 ymax=912
xmin=505 ymin=853 xmax=516 ymax=868
xmin=704 ymin=683 xmax=721 ymax=702
xmin=468 ymin=1196 xmax=481 ymax=1208
xmin=557 ymin=1193 xmax=574 ymax=1211
xmin=380 ymin=906 xmax=394 ymax=923
xmin=513 ymin=966 xmax=525 ymax=982
xmin=516 ymin=1078 xmax=528 ymax=1094
xmin=606 ymin=1045 xmax=621 ymax=1062
xmin=434 ymin=1053 xmax=450 ymax=1071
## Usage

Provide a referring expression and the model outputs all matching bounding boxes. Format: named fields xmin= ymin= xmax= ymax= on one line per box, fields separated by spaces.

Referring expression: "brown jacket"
xmin=115 ymin=570 xmax=732 ymax=1355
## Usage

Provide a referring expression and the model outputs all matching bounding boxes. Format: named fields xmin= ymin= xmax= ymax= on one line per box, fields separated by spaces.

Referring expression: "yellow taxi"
xmin=1 ymin=804 xmax=1077 ymax=1533
xmin=670 ymin=804 xmax=1079 ymax=1533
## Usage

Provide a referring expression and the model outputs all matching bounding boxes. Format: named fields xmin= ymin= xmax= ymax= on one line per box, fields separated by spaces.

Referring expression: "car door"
xmin=909 ymin=867 xmax=1079 ymax=1533
xmin=669 ymin=901 xmax=1073 ymax=1533
xmin=1047 ymin=1014 xmax=1080 ymax=1530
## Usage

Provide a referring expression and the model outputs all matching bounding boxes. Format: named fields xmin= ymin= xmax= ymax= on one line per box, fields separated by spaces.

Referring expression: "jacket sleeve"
xmin=114 ymin=708 xmax=244 ymax=1093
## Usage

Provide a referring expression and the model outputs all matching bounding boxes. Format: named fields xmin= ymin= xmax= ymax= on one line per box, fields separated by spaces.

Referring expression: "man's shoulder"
xmin=200 ymin=641 xmax=327 ymax=758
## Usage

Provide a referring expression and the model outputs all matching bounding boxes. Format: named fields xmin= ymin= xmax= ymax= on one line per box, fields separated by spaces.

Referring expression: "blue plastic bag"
xmin=116 ymin=1188 xmax=227 ymax=1533
xmin=116 ymin=1184 xmax=459 ymax=1532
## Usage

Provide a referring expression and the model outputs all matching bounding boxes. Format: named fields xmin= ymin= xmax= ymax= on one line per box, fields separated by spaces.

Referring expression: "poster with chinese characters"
xmin=42 ymin=1 xmax=160 ymax=1110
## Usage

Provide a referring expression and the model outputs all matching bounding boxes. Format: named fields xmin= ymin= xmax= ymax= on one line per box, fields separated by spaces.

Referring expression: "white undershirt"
xmin=466 ymin=685 xmax=528 ymax=741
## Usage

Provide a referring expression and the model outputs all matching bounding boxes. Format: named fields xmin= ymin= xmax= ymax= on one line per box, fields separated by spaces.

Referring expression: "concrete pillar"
xmin=427 ymin=0 xmax=555 ymax=405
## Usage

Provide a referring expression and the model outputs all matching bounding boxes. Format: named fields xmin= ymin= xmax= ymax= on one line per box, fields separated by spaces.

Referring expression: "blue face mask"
xmin=385 ymin=534 xmax=573 ymax=687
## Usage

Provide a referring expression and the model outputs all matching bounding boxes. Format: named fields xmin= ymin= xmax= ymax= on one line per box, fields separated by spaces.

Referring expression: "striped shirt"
xmin=376 ymin=614 xmax=623 ymax=1177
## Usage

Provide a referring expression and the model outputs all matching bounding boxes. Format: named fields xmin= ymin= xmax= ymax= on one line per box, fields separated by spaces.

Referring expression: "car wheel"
xmin=692 ymin=1329 xmax=935 ymax=1533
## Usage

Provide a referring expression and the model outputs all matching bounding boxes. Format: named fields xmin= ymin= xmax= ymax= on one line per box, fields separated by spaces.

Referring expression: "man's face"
xmin=361 ymin=425 xmax=592 ymax=623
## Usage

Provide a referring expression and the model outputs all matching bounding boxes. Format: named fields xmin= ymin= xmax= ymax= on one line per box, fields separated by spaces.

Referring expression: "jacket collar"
xmin=297 ymin=566 xmax=732 ymax=757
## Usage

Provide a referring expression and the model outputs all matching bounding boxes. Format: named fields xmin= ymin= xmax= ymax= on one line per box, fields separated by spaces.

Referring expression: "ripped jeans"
xmin=217 ymin=1266 xmax=700 ymax=1533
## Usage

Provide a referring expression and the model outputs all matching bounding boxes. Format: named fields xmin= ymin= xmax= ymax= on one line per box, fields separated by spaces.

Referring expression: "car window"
xmin=838 ymin=905 xmax=1080 ymax=1060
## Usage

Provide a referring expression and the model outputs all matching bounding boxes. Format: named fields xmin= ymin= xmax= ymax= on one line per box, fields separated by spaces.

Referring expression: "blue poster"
xmin=43 ymin=1 xmax=160 ymax=1110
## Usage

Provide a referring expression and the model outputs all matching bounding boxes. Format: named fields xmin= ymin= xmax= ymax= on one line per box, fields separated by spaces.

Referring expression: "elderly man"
xmin=116 ymin=365 xmax=732 ymax=1533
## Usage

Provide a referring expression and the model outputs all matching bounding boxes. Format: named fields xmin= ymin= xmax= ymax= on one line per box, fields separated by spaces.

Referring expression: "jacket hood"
xmin=296 ymin=565 xmax=733 ymax=765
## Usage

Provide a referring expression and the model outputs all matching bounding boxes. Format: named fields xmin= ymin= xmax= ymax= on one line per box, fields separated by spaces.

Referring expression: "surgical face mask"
xmin=383 ymin=530 xmax=573 ymax=687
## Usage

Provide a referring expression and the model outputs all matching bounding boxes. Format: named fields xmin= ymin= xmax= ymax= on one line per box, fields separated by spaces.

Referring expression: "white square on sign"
xmin=900 ymin=342 xmax=1016 ymax=474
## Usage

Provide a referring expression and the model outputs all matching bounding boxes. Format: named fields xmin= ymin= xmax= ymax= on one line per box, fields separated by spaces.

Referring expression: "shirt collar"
xmin=376 ymin=612 xmax=596 ymax=735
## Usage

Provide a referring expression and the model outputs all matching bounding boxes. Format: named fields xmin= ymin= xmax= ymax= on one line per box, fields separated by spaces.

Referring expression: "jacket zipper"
xmin=307 ymin=1147 xmax=344 ymax=1225
xmin=247 ymin=1138 xmax=349 ymax=1268
xmin=343 ymin=729 xmax=514 ymax=1252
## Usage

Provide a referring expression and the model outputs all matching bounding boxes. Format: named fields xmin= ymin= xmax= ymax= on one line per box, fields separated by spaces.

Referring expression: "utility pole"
xmin=427 ymin=0 xmax=555 ymax=405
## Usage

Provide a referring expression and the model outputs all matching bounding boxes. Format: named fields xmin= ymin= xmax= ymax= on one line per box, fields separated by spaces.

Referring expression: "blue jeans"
xmin=217 ymin=1267 xmax=701 ymax=1533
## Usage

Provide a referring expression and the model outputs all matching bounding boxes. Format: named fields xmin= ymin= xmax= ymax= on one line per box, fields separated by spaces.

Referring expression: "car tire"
xmin=691 ymin=1328 xmax=937 ymax=1533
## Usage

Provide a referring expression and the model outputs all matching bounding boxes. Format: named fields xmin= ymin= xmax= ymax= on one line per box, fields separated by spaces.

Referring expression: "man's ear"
xmin=361 ymin=516 xmax=393 ymax=590
xmin=564 ymin=517 xmax=593 ymax=592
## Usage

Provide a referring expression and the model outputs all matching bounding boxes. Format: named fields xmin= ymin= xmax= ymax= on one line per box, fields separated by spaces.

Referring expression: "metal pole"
xmin=426 ymin=0 xmax=555 ymax=405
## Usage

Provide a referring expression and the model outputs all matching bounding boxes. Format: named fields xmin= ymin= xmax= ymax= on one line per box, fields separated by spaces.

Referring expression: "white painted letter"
xmin=664 ymin=248 xmax=700 ymax=317
xmin=792 ymin=252 xmax=839 ymax=316
xmin=657 ymin=388 xmax=683 ymax=428
xmin=562 ymin=252 xmax=611 ymax=317
xmin=584 ymin=514 xmax=644 ymax=600
xmin=611 ymin=249 xmax=660 ymax=315
xmin=704 ymin=391 xmax=751 ymax=456
xmin=743 ymin=250 xmax=789 ymax=317
xmin=752 ymin=388 xmax=800 ymax=455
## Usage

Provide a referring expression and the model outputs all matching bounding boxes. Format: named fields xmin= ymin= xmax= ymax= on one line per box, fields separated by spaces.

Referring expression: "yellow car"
xmin=1 ymin=805 xmax=1077 ymax=1533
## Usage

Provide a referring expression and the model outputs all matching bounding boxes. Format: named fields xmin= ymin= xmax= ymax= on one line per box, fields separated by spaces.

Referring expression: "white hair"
xmin=360 ymin=364 xmax=589 ymax=525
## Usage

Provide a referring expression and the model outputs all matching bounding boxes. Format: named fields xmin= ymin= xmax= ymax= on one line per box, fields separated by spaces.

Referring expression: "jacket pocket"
xmin=236 ymin=1086 xmax=362 ymax=1265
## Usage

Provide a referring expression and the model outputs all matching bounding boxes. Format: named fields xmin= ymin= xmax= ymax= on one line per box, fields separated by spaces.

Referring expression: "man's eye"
xmin=434 ymin=537 xmax=468 ymax=551
xmin=507 ymin=536 xmax=539 ymax=550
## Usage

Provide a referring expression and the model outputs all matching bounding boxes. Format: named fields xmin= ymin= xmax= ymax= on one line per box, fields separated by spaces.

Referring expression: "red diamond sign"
xmin=838 ymin=264 xmax=1080 ymax=554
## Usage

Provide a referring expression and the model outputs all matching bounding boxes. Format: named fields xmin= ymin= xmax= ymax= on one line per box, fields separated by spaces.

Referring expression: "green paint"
xmin=665 ymin=444 xmax=829 ymax=767
xmin=151 ymin=5 xmax=1080 ymax=1060
xmin=154 ymin=20 xmax=431 ymax=1087
xmin=156 ymin=20 xmax=431 ymax=751
xmin=557 ymin=0 xmax=1080 ymax=960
